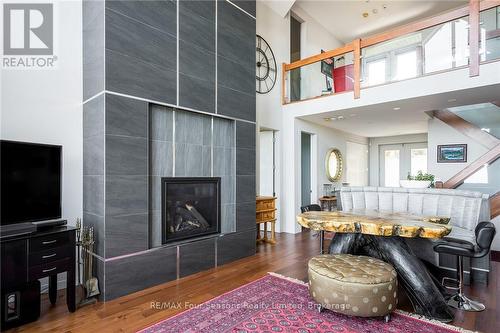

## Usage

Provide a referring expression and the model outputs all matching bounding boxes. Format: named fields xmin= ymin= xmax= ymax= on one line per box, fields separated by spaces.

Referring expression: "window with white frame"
xmin=366 ymin=57 xmax=387 ymax=86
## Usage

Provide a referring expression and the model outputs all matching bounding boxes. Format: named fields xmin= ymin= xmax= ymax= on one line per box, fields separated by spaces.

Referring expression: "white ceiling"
xmin=300 ymin=84 xmax=500 ymax=138
xmin=294 ymin=0 xmax=467 ymax=43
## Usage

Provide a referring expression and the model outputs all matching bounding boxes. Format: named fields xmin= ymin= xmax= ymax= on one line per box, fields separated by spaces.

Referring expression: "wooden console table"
xmin=256 ymin=196 xmax=277 ymax=244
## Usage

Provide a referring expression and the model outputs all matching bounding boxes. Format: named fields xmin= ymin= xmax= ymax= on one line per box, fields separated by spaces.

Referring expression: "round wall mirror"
xmin=325 ymin=148 xmax=343 ymax=182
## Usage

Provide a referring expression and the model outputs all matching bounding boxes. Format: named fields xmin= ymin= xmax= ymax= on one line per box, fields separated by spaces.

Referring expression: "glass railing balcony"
xmin=361 ymin=16 xmax=470 ymax=88
xmin=444 ymin=101 xmax=500 ymax=196
xmin=282 ymin=3 xmax=500 ymax=105
xmin=448 ymin=102 xmax=500 ymax=139
xmin=480 ymin=5 xmax=500 ymax=62
xmin=286 ymin=50 xmax=355 ymax=103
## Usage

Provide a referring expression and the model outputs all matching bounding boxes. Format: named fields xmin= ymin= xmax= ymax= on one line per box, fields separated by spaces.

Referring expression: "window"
xmin=424 ymin=23 xmax=453 ymax=73
xmin=290 ymin=15 xmax=301 ymax=101
xmin=363 ymin=42 xmax=421 ymax=86
xmin=384 ymin=150 xmax=400 ymax=187
xmin=395 ymin=50 xmax=418 ymax=80
xmin=367 ymin=58 xmax=387 ymax=86
xmin=410 ymin=148 xmax=427 ymax=175
xmin=454 ymin=19 xmax=469 ymax=66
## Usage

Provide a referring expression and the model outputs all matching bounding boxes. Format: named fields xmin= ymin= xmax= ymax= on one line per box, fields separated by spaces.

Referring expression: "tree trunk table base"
xmin=298 ymin=210 xmax=454 ymax=322
xmin=328 ymin=233 xmax=454 ymax=322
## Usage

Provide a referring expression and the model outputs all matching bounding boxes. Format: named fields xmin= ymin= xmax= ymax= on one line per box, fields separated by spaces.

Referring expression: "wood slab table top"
xmin=297 ymin=210 xmax=452 ymax=239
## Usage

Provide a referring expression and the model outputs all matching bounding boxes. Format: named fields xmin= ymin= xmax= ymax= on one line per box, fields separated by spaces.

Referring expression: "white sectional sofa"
xmin=339 ymin=186 xmax=492 ymax=282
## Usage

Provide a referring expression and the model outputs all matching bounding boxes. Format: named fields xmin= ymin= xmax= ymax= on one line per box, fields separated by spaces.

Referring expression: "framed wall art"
xmin=437 ymin=144 xmax=467 ymax=163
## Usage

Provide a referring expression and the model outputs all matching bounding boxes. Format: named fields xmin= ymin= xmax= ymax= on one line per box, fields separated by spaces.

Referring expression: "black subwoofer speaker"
xmin=1 ymin=280 xmax=40 ymax=330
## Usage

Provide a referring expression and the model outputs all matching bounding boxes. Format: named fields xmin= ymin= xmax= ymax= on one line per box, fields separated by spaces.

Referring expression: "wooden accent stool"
xmin=256 ymin=196 xmax=277 ymax=244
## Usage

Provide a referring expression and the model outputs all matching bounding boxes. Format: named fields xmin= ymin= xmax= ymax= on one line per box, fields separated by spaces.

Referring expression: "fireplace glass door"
xmin=161 ymin=177 xmax=221 ymax=243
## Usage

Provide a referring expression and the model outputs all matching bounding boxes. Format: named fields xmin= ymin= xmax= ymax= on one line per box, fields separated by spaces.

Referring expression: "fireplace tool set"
xmin=76 ymin=218 xmax=100 ymax=306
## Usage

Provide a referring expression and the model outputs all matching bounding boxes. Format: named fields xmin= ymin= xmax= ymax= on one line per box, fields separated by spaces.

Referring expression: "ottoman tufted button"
xmin=308 ymin=254 xmax=398 ymax=320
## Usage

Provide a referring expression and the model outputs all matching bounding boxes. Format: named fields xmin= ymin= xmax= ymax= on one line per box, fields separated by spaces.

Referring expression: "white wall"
xmin=258 ymin=130 xmax=283 ymax=232
xmin=255 ymin=2 xmax=286 ymax=223
xmin=346 ymin=141 xmax=369 ymax=186
xmin=256 ymin=1 xmax=288 ymax=131
xmin=297 ymin=119 xmax=368 ymax=197
xmin=427 ymin=117 xmax=488 ymax=183
xmin=256 ymin=1 xmax=345 ymax=233
xmin=256 ymin=1 xmax=343 ymax=131
xmin=282 ymin=118 xmax=367 ymax=233
xmin=369 ymin=133 xmax=428 ymax=186
xmin=1 ymin=0 xmax=82 ymax=227
xmin=259 ymin=131 xmax=274 ymax=196
xmin=292 ymin=5 xmax=343 ymax=100
xmin=1 ymin=0 xmax=82 ymax=290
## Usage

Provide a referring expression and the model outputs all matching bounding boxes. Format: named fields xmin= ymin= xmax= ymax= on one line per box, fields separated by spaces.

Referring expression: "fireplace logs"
xmin=170 ymin=202 xmax=211 ymax=233
xmin=161 ymin=177 xmax=221 ymax=244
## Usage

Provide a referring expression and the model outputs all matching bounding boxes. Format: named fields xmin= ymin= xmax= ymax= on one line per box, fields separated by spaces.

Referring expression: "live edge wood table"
xmin=297 ymin=210 xmax=454 ymax=322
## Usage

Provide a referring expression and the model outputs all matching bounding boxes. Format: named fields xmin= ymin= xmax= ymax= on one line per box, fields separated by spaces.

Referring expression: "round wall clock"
xmin=256 ymin=35 xmax=277 ymax=94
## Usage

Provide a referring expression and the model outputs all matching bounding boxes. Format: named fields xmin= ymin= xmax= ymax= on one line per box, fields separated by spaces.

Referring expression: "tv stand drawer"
xmin=29 ymin=258 xmax=70 ymax=280
xmin=29 ymin=246 xmax=71 ymax=266
xmin=30 ymin=232 xmax=70 ymax=252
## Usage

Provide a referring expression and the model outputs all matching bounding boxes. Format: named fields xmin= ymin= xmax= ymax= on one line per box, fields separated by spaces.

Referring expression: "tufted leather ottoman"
xmin=308 ymin=254 xmax=397 ymax=321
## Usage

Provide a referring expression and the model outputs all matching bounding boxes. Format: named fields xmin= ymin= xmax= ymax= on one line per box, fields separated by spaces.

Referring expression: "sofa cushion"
xmin=445 ymin=226 xmax=476 ymax=245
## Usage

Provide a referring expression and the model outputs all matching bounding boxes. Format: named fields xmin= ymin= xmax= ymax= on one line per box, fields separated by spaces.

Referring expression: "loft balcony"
xmin=281 ymin=1 xmax=500 ymax=116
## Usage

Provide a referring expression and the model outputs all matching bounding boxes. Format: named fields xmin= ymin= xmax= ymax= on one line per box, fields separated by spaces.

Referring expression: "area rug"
xmin=138 ymin=273 xmax=473 ymax=333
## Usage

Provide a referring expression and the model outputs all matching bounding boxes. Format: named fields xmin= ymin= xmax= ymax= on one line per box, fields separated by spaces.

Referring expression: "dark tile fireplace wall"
xmin=149 ymin=106 xmax=236 ymax=247
xmin=83 ymin=0 xmax=256 ymax=300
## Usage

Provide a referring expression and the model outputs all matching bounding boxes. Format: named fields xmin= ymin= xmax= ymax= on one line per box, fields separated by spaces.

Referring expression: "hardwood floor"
xmin=7 ymin=232 xmax=499 ymax=333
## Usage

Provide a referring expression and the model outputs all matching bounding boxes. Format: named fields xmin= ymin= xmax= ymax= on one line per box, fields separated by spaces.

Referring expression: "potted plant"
xmin=400 ymin=171 xmax=435 ymax=188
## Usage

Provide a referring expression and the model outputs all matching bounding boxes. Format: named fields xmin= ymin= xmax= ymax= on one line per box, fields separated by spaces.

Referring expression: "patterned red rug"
xmin=138 ymin=273 xmax=471 ymax=333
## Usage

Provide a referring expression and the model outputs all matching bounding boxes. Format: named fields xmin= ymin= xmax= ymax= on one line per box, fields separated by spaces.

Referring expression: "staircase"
xmin=428 ymin=104 xmax=500 ymax=219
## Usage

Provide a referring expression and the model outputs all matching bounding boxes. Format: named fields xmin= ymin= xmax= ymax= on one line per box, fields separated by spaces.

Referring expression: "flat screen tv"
xmin=1 ymin=140 xmax=62 ymax=225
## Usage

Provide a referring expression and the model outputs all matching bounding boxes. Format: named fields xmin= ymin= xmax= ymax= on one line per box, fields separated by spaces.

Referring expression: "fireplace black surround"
xmin=161 ymin=177 xmax=221 ymax=244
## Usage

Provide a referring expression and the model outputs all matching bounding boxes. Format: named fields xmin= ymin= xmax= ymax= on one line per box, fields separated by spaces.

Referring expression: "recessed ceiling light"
xmin=448 ymin=98 xmax=457 ymax=102
xmin=393 ymin=107 xmax=401 ymax=111
xmin=337 ymin=115 xmax=345 ymax=120
xmin=324 ymin=117 xmax=331 ymax=122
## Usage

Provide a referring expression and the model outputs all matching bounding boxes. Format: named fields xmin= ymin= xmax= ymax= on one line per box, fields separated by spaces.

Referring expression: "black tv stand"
xmin=0 ymin=226 xmax=76 ymax=330
xmin=32 ymin=219 xmax=67 ymax=230
xmin=0 ymin=223 xmax=37 ymax=238
xmin=0 ymin=220 xmax=67 ymax=239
